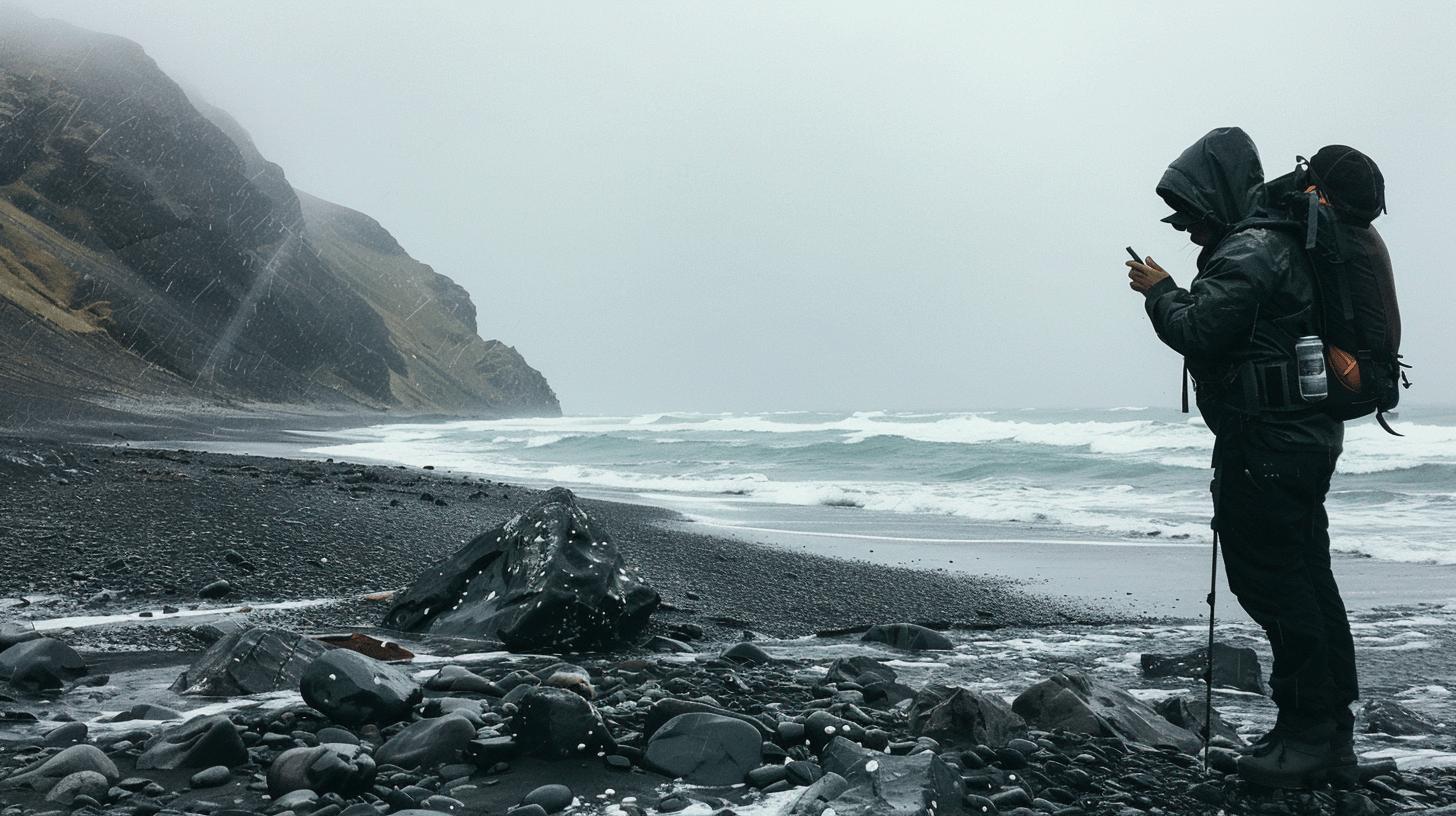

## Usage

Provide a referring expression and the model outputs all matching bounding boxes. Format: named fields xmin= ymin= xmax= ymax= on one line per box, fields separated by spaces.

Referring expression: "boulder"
xmin=43 ymin=722 xmax=88 ymax=746
xmin=1362 ymin=700 xmax=1440 ymax=736
xmin=382 ymin=488 xmax=660 ymax=651
xmin=819 ymin=736 xmax=964 ymax=816
xmin=44 ymin=770 xmax=110 ymax=805
xmin=1139 ymin=643 xmax=1264 ymax=694
xmin=1153 ymin=696 xmax=1245 ymax=746
xmin=644 ymin=698 xmax=774 ymax=741
xmin=268 ymin=743 xmax=377 ymax=796
xmin=513 ymin=686 xmax=615 ymax=758
xmin=375 ymin=713 xmax=477 ymax=770
xmin=0 ymin=745 xmax=118 ymax=792
xmin=906 ymin=684 xmax=1026 ymax=747
xmin=860 ymin=623 xmax=953 ymax=651
xmin=644 ymin=712 xmax=763 ymax=785
xmin=0 ymin=637 xmax=87 ymax=692
xmin=171 ymin=626 xmax=328 ymax=696
xmin=301 ymin=648 xmax=421 ymax=726
xmin=136 ymin=714 xmax=248 ymax=770
xmin=522 ymin=783 xmax=575 ymax=813
xmin=1012 ymin=670 xmax=1201 ymax=753
xmin=823 ymin=656 xmax=897 ymax=687
xmin=720 ymin=642 xmax=771 ymax=664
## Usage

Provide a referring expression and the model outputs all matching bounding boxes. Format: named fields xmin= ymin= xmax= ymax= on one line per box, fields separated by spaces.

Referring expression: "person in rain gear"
xmin=1125 ymin=127 xmax=1357 ymax=789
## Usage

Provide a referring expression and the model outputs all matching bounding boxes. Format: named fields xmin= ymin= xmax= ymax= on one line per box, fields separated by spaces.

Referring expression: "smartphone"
xmin=1126 ymin=246 xmax=1142 ymax=263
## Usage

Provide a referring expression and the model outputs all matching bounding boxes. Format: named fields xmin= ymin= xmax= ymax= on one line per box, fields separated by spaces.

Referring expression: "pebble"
xmin=189 ymin=765 xmax=231 ymax=788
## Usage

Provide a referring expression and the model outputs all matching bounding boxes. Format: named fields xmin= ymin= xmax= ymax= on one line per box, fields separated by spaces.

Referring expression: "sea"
xmin=299 ymin=405 xmax=1456 ymax=567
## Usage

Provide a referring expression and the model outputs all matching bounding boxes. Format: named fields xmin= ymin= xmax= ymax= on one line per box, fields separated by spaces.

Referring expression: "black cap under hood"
xmin=1156 ymin=127 xmax=1264 ymax=237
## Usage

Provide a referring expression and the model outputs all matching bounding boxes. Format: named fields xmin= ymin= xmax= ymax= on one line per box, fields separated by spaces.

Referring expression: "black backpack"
xmin=1238 ymin=146 xmax=1409 ymax=434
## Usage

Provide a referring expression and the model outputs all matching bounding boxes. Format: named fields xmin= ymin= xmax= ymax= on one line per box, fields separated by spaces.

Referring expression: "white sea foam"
xmin=298 ymin=409 xmax=1456 ymax=566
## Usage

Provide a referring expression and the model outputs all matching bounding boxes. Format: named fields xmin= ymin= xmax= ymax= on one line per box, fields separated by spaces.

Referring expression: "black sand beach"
xmin=3 ymin=434 xmax=1454 ymax=816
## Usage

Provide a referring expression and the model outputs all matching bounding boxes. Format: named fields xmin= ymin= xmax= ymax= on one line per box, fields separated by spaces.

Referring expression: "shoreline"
xmin=0 ymin=435 xmax=1112 ymax=650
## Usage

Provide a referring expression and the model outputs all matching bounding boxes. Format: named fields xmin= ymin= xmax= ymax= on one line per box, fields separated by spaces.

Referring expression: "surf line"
xmin=687 ymin=518 xmax=1198 ymax=548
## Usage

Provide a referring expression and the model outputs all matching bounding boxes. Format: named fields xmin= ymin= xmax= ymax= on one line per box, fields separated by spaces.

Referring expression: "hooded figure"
xmin=1137 ymin=128 xmax=1357 ymax=790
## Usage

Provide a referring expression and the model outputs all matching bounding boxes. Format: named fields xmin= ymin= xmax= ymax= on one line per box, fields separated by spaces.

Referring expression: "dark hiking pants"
xmin=1213 ymin=442 xmax=1357 ymax=737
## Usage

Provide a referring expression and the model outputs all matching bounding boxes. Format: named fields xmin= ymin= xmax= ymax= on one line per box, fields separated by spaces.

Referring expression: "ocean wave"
xmin=299 ymin=408 xmax=1456 ymax=566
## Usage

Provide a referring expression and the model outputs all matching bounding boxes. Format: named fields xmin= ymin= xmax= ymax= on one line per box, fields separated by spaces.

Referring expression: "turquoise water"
xmin=301 ymin=406 xmax=1456 ymax=566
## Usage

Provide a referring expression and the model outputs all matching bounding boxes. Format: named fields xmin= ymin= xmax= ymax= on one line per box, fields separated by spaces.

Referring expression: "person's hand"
xmin=1126 ymin=256 xmax=1172 ymax=295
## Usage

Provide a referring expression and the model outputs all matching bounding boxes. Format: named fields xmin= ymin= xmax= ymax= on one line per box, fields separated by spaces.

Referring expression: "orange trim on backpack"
xmin=1305 ymin=185 xmax=1330 ymax=206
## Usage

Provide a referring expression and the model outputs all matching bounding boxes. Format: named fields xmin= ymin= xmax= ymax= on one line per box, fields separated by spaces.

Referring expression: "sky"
xmin=27 ymin=1 xmax=1456 ymax=414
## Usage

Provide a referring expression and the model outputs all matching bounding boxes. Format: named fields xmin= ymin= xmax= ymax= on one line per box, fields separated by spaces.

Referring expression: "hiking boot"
xmin=1236 ymin=733 xmax=1334 ymax=789
xmin=1327 ymin=710 xmax=1359 ymax=788
xmin=1238 ymin=726 xmax=1279 ymax=756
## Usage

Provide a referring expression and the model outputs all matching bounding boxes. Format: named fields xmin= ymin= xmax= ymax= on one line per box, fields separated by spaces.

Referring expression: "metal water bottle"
xmin=1296 ymin=336 xmax=1328 ymax=402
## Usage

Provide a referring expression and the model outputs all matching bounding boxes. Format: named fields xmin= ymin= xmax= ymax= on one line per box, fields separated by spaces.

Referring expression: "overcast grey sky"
xmin=31 ymin=1 xmax=1456 ymax=414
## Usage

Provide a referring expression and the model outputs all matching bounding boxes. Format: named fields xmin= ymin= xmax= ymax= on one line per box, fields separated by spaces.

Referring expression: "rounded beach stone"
xmin=522 ymin=783 xmax=574 ymax=813
xmin=375 ymin=713 xmax=477 ymax=770
xmin=44 ymin=770 xmax=110 ymax=804
xmin=0 ymin=744 xmax=119 ymax=792
xmin=644 ymin=712 xmax=762 ymax=785
xmin=267 ymin=743 xmax=377 ymax=796
xmin=0 ymin=637 xmax=88 ymax=691
xmin=720 ymin=642 xmax=771 ymax=664
xmin=136 ymin=714 xmax=248 ymax=770
xmin=43 ymin=722 xmax=88 ymax=746
xmin=860 ymin=623 xmax=953 ymax=651
xmin=189 ymin=765 xmax=231 ymax=788
xmin=300 ymin=648 xmax=421 ymax=727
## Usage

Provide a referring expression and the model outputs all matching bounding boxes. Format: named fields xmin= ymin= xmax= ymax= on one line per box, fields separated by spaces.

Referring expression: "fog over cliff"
xmin=29 ymin=1 xmax=1456 ymax=413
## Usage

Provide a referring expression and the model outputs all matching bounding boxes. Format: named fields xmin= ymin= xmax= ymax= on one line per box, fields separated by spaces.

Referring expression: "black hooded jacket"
xmin=1143 ymin=128 xmax=1343 ymax=453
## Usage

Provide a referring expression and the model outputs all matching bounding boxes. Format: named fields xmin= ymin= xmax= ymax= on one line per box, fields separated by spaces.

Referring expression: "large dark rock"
xmin=1153 ymin=696 xmax=1245 ymax=745
xmin=823 ymin=656 xmax=897 ymax=687
xmin=906 ymin=684 xmax=1026 ymax=747
xmin=375 ymin=713 xmax=478 ymax=770
xmin=0 ymin=745 xmax=118 ymax=792
xmin=860 ymin=623 xmax=953 ymax=651
xmin=1361 ymin=700 xmax=1440 ymax=736
xmin=819 ymin=736 xmax=964 ymax=816
xmin=644 ymin=698 xmax=773 ymax=741
xmin=301 ymin=648 xmax=421 ymax=726
xmin=136 ymin=714 xmax=249 ymax=770
xmin=267 ymin=743 xmax=377 ymax=796
xmin=1140 ymin=643 xmax=1264 ymax=694
xmin=644 ymin=712 xmax=763 ymax=785
xmin=171 ymin=626 xmax=328 ymax=696
xmin=1011 ymin=670 xmax=1202 ymax=753
xmin=383 ymin=488 xmax=659 ymax=651
xmin=0 ymin=637 xmax=87 ymax=692
xmin=513 ymin=686 xmax=615 ymax=758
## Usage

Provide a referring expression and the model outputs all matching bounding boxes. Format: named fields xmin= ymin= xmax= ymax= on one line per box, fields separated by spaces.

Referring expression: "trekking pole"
xmin=1202 ymin=465 xmax=1222 ymax=773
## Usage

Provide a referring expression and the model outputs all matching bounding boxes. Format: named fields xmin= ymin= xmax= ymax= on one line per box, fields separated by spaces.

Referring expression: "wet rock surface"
xmin=0 ymin=637 xmax=87 ymax=692
xmin=1141 ymin=643 xmax=1266 ymax=695
xmin=171 ymin=626 xmax=329 ymax=696
xmin=300 ymin=647 xmax=422 ymax=726
xmin=384 ymin=488 xmax=662 ymax=651
xmin=1013 ymin=669 xmax=1204 ymax=753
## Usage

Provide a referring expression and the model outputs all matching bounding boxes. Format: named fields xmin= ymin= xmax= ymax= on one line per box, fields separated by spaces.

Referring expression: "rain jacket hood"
xmin=1156 ymin=127 xmax=1265 ymax=236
